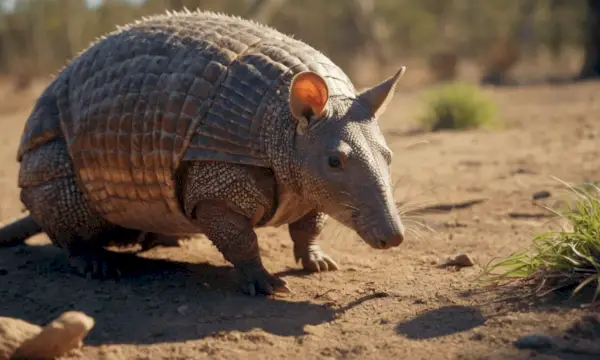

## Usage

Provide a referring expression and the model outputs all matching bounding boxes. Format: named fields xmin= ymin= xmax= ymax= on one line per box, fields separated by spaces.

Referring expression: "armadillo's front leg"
xmin=194 ymin=200 xmax=291 ymax=296
xmin=289 ymin=210 xmax=339 ymax=272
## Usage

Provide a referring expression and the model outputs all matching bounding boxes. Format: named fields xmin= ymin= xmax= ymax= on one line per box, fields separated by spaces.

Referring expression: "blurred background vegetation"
xmin=0 ymin=0 xmax=597 ymax=91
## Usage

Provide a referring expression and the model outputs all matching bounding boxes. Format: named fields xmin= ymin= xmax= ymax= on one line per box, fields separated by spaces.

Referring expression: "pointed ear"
xmin=358 ymin=66 xmax=406 ymax=117
xmin=289 ymin=71 xmax=329 ymax=135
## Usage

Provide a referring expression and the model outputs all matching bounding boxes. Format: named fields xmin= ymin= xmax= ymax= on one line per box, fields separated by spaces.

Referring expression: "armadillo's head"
xmin=286 ymin=67 xmax=406 ymax=250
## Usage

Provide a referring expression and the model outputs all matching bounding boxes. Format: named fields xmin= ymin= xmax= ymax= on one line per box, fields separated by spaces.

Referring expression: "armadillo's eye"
xmin=328 ymin=155 xmax=342 ymax=169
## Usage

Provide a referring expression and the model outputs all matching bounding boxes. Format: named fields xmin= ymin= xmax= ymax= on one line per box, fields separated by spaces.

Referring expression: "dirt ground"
xmin=1 ymin=77 xmax=600 ymax=360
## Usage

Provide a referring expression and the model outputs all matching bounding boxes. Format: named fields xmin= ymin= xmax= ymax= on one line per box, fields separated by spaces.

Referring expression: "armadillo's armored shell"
xmin=181 ymin=19 xmax=357 ymax=166
xmin=17 ymin=81 xmax=65 ymax=162
xmin=16 ymin=11 xmax=356 ymax=234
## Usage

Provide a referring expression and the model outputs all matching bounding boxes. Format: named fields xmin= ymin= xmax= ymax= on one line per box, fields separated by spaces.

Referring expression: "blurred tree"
xmin=580 ymin=0 xmax=600 ymax=79
xmin=479 ymin=1 xmax=533 ymax=86
xmin=548 ymin=0 xmax=568 ymax=62
xmin=246 ymin=0 xmax=286 ymax=24
xmin=428 ymin=51 xmax=458 ymax=83
xmin=168 ymin=0 xmax=184 ymax=10
xmin=517 ymin=0 xmax=538 ymax=58
xmin=0 ymin=0 xmax=591 ymax=85
xmin=345 ymin=0 xmax=392 ymax=87
xmin=59 ymin=0 xmax=87 ymax=60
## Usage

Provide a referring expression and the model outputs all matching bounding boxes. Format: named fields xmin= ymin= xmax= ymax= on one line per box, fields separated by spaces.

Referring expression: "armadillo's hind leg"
xmin=19 ymin=138 xmax=132 ymax=279
xmin=64 ymin=227 xmax=142 ymax=279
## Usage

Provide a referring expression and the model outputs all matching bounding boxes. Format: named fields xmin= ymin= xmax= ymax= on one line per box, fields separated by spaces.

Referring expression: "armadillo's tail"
xmin=0 ymin=214 xmax=43 ymax=247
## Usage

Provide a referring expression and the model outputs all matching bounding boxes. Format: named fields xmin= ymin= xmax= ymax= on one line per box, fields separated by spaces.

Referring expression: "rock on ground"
xmin=0 ymin=311 xmax=94 ymax=360
xmin=0 ymin=317 xmax=42 ymax=360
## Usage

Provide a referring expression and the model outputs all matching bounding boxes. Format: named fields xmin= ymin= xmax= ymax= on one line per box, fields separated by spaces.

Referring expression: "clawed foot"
xmin=67 ymin=248 xmax=122 ymax=280
xmin=294 ymin=243 xmax=339 ymax=272
xmin=237 ymin=262 xmax=291 ymax=296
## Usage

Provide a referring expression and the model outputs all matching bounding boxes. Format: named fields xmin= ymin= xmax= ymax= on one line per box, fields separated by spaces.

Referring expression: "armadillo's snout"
xmin=349 ymin=205 xmax=406 ymax=250
xmin=379 ymin=233 xmax=404 ymax=249
xmin=375 ymin=215 xmax=406 ymax=249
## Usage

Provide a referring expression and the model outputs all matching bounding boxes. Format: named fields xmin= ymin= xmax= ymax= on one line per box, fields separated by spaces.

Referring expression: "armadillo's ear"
xmin=289 ymin=71 xmax=329 ymax=135
xmin=358 ymin=66 xmax=406 ymax=118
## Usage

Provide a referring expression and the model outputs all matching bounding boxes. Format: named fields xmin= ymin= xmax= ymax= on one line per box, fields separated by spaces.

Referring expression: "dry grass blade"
xmin=480 ymin=179 xmax=600 ymax=302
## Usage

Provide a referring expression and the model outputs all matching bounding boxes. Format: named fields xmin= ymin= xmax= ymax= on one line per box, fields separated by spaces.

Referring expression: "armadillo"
xmin=0 ymin=9 xmax=406 ymax=296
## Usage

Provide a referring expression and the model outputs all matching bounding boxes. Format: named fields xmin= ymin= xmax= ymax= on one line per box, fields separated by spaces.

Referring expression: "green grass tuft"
xmin=418 ymin=82 xmax=497 ymax=131
xmin=482 ymin=181 xmax=600 ymax=302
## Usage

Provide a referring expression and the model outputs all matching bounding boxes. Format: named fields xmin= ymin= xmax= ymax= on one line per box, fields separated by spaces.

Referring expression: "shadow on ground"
xmin=464 ymin=314 xmax=600 ymax=360
xmin=458 ymin=281 xmax=599 ymax=314
xmin=0 ymin=243 xmax=337 ymax=345
xmin=395 ymin=305 xmax=487 ymax=339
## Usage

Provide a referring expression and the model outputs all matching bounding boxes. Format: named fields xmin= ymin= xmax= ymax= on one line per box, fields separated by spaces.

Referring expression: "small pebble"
xmin=0 ymin=317 xmax=42 ymax=360
xmin=514 ymin=168 xmax=533 ymax=175
xmin=440 ymin=254 xmax=475 ymax=267
xmin=471 ymin=333 xmax=484 ymax=341
xmin=13 ymin=311 xmax=95 ymax=359
xmin=532 ymin=190 xmax=551 ymax=200
xmin=177 ymin=305 xmax=189 ymax=315
xmin=514 ymin=334 xmax=555 ymax=349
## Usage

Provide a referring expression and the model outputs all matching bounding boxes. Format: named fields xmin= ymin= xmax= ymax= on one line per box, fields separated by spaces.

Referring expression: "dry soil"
xmin=1 ymin=79 xmax=600 ymax=360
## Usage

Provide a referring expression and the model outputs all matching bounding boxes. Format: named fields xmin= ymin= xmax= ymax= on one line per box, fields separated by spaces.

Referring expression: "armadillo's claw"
xmin=67 ymin=249 xmax=122 ymax=281
xmin=237 ymin=263 xmax=291 ymax=296
xmin=294 ymin=244 xmax=340 ymax=273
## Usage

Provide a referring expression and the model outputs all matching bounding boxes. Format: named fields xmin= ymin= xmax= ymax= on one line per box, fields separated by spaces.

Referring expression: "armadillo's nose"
xmin=380 ymin=233 xmax=404 ymax=249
